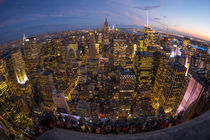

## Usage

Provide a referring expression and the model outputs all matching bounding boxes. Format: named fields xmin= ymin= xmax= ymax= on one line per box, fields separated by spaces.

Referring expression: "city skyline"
xmin=0 ymin=0 xmax=210 ymax=44
xmin=0 ymin=5 xmax=209 ymax=139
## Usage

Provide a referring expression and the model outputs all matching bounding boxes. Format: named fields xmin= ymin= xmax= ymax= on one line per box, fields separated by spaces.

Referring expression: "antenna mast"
xmin=166 ymin=20 xmax=168 ymax=37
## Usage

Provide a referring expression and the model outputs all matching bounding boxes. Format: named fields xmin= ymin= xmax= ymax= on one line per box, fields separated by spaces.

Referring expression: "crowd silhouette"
xmin=33 ymin=112 xmax=177 ymax=138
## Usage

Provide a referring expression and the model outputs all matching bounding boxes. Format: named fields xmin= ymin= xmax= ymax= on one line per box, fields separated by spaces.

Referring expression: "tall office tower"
xmin=66 ymin=44 xmax=78 ymax=65
xmin=183 ymin=38 xmax=190 ymax=50
xmin=137 ymin=40 xmax=146 ymax=52
xmin=53 ymin=39 xmax=66 ymax=60
xmin=99 ymin=57 xmax=109 ymax=72
xmin=11 ymin=50 xmax=29 ymax=85
xmin=134 ymin=51 xmax=154 ymax=95
xmin=11 ymin=50 xmax=34 ymax=115
xmin=0 ymin=60 xmax=29 ymax=132
xmin=67 ymin=43 xmax=78 ymax=60
xmin=152 ymin=47 xmax=171 ymax=109
xmin=35 ymin=70 xmax=56 ymax=107
xmin=24 ymin=37 xmax=41 ymax=74
xmin=87 ymin=33 xmax=99 ymax=73
xmin=22 ymin=33 xmax=26 ymax=46
xmin=103 ymin=18 xmax=110 ymax=45
xmin=143 ymin=15 xmax=158 ymax=48
xmin=152 ymin=51 xmax=161 ymax=82
xmin=89 ymin=33 xmax=97 ymax=59
xmin=79 ymin=35 xmax=87 ymax=55
xmin=176 ymin=72 xmax=209 ymax=121
xmin=0 ymin=59 xmax=8 ymax=80
xmin=55 ymin=62 xmax=69 ymax=92
xmin=45 ymin=40 xmax=54 ymax=55
xmin=132 ymin=44 xmax=137 ymax=59
xmin=190 ymin=54 xmax=200 ymax=68
xmin=113 ymin=39 xmax=127 ymax=66
xmin=97 ymin=33 xmax=103 ymax=43
xmin=119 ymin=68 xmax=136 ymax=114
xmin=158 ymin=62 xmax=186 ymax=114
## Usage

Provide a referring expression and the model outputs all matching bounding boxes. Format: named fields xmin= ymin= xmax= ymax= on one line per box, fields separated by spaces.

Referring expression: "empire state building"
xmin=103 ymin=18 xmax=110 ymax=45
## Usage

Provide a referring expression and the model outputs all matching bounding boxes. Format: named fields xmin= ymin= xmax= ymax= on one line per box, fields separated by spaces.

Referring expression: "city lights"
xmin=0 ymin=1 xmax=209 ymax=139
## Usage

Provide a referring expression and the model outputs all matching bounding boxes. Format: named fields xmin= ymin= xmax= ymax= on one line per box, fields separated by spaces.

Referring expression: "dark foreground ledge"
xmin=38 ymin=111 xmax=210 ymax=140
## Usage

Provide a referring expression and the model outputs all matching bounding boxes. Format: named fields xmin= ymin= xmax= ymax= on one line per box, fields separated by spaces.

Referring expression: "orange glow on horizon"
xmin=173 ymin=26 xmax=210 ymax=41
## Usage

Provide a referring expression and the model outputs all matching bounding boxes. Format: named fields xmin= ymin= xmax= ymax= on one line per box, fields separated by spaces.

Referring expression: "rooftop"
xmin=136 ymin=51 xmax=153 ymax=57
xmin=120 ymin=68 xmax=135 ymax=75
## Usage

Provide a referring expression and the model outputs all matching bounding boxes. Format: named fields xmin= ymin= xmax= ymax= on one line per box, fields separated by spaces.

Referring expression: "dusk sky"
xmin=0 ymin=0 xmax=210 ymax=44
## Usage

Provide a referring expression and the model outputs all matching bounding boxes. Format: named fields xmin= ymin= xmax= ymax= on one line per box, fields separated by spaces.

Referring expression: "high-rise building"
xmin=55 ymin=62 xmax=69 ymax=92
xmin=190 ymin=54 xmax=200 ymax=68
xmin=103 ymin=18 xmax=110 ymax=45
xmin=158 ymin=62 xmax=186 ymax=114
xmin=152 ymin=47 xmax=171 ymax=109
xmin=119 ymin=68 xmax=136 ymax=113
xmin=113 ymin=39 xmax=127 ymax=66
xmin=87 ymin=33 xmax=99 ymax=73
xmin=0 ymin=59 xmax=29 ymax=132
xmin=67 ymin=43 xmax=78 ymax=60
xmin=176 ymin=73 xmax=209 ymax=120
xmin=35 ymin=70 xmax=56 ymax=107
xmin=143 ymin=16 xmax=159 ymax=48
xmin=183 ymin=38 xmax=190 ymax=50
xmin=97 ymin=33 xmax=103 ymax=43
xmin=24 ymin=37 xmax=41 ymax=74
xmin=11 ymin=50 xmax=29 ymax=85
xmin=134 ymin=51 xmax=154 ymax=95
xmin=89 ymin=33 xmax=97 ymax=59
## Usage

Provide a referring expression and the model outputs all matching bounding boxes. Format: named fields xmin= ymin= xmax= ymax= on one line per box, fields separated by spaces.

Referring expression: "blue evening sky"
xmin=0 ymin=0 xmax=210 ymax=44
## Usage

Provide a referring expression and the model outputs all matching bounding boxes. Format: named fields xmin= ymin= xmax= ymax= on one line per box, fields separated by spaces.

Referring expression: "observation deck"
xmin=37 ymin=111 xmax=210 ymax=140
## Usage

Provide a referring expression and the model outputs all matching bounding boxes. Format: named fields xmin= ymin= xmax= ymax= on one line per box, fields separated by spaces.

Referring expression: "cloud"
xmin=0 ymin=10 xmax=87 ymax=28
xmin=0 ymin=17 xmax=38 ymax=28
xmin=153 ymin=17 xmax=161 ymax=20
xmin=133 ymin=4 xmax=161 ymax=10
xmin=163 ymin=16 xmax=167 ymax=18
xmin=124 ymin=11 xmax=145 ymax=26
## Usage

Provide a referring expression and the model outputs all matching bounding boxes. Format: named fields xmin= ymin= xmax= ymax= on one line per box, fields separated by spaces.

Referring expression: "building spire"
xmin=23 ymin=33 xmax=26 ymax=41
xmin=105 ymin=17 xmax=107 ymax=22
xmin=166 ymin=20 xmax=168 ymax=37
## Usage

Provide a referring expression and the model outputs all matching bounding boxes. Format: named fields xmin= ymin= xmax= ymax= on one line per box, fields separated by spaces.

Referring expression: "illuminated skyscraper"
xmin=183 ymin=38 xmax=190 ymax=50
xmin=103 ymin=18 xmax=110 ymax=45
xmin=0 ymin=59 xmax=29 ymax=132
xmin=89 ymin=33 xmax=97 ymax=59
xmin=24 ymin=37 xmax=41 ymax=74
xmin=134 ymin=51 xmax=154 ymax=95
xmin=67 ymin=43 xmax=78 ymax=60
xmin=113 ymin=39 xmax=127 ymax=66
xmin=176 ymin=73 xmax=209 ymax=120
xmin=97 ymin=33 xmax=103 ymax=43
xmin=11 ymin=50 xmax=29 ymax=85
xmin=190 ymin=54 xmax=200 ymax=68
xmin=143 ymin=14 xmax=159 ymax=47
xmin=161 ymin=62 xmax=186 ymax=114
xmin=119 ymin=68 xmax=136 ymax=114
xmin=87 ymin=33 xmax=99 ymax=73
xmin=152 ymin=47 xmax=171 ymax=109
